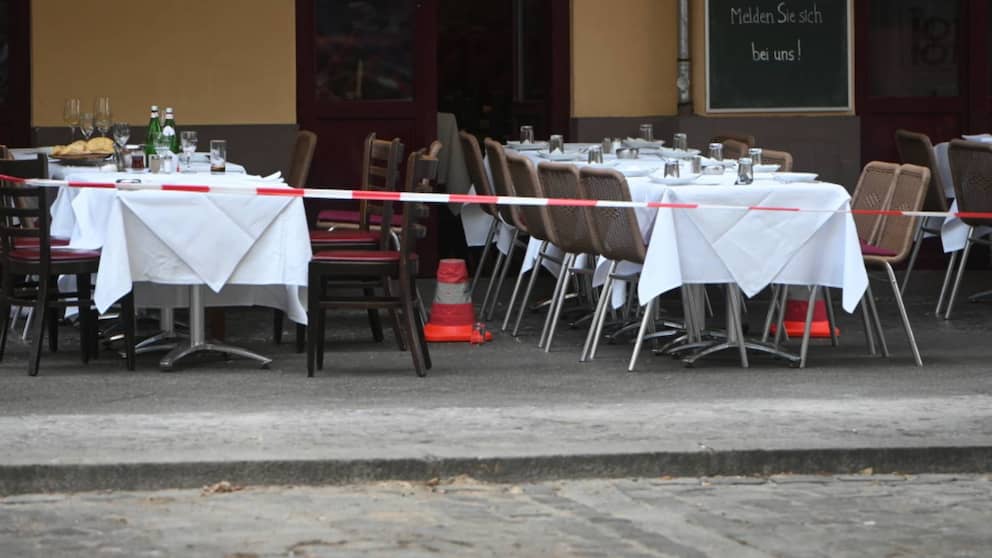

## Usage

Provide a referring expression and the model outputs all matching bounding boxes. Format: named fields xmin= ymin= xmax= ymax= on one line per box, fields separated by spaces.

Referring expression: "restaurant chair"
xmin=710 ymin=132 xmax=756 ymax=149
xmin=0 ymin=156 xmax=135 ymax=375
xmin=458 ymin=131 xmax=501 ymax=298
xmin=760 ymin=149 xmax=793 ymax=172
xmin=307 ymin=145 xmax=440 ymax=378
xmin=943 ymin=140 xmax=992 ymax=320
xmin=536 ymin=162 xmax=601 ymax=352
xmin=859 ymin=164 xmax=930 ymax=366
xmin=503 ymin=151 xmax=564 ymax=336
xmin=721 ymin=138 xmax=750 ymax=160
xmin=482 ymin=139 xmax=530 ymax=320
xmin=894 ymin=129 xmax=954 ymax=300
xmin=576 ymin=167 xmax=654 ymax=370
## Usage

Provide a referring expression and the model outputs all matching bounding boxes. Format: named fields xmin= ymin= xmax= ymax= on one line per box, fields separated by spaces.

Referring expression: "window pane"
xmin=0 ymin=0 xmax=9 ymax=104
xmin=314 ymin=0 xmax=414 ymax=101
xmin=869 ymin=0 xmax=959 ymax=97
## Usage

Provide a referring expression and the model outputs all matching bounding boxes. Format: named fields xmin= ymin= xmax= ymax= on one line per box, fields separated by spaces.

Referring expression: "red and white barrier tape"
xmin=0 ymin=173 xmax=985 ymax=219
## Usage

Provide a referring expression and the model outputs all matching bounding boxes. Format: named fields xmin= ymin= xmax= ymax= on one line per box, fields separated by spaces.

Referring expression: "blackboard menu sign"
xmin=706 ymin=0 xmax=852 ymax=112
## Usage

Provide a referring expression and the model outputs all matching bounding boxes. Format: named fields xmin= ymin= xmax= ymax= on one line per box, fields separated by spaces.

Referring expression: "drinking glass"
xmin=748 ymin=148 xmax=763 ymax=165
xmin=181 ymin=131 xmax=198 ymax=171
xmin=673 ymin=133 xmax=688 ymax=151
xmin=210 ymin=139 xmax=227 ymax=173
xmin=548 ymin=134 xmax=564 ymax=153
xmin=111 ymin=122 xmax=130 ymax=149
xmin=663 ymin=159 xmax=680 ymax=178
xmin=519 ymin=125 xmax=535 ymax=144
xmin=708 ymin=143 xmax=724 ymax=161
xmin=736 ymin=157 xmax=754 ymax=185
xmin=79 ymin=112 xmax=95 ymax=140
xmin=587 ymin=145 xmax=603 ymax=164
xmin=94 ymin=97 xmax=112 ymax=137
xmin=63 ymin=98 xmax=80 ymax=142
xmin=639 ymin=124 xmax=654 ymax=142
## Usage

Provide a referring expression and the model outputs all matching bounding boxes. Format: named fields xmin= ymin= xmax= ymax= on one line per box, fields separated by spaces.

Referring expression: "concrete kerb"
xmin=3 ymin=446 xmax=990 ymax=496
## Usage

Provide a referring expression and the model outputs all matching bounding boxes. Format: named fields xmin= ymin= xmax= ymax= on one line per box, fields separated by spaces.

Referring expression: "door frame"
xmin=0 ymin=0 xmax=31 ymax=147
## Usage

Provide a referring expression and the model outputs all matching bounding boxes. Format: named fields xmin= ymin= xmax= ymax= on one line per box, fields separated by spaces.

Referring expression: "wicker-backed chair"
xmin=761 ymin=149 xmax=793 ymax=172
xmin=576 ymin=167 xmax=651 ymax=369
xmin=459 ymin=132 xmax=500 ymax=298
xmin=859 ymin=164 xmax=930 ymax=366
xmin=943 ymin=140 xmax=992 ymax=320
xmin=503 ymin=151 xmax=563 ymax=336
xmin=851 ymin=162 xmax=901 ymax=244
xmin=481 ymin=139 xmax=529 ymax=320
xmin=307 ymin=145 xmax=440 ymax=378
xmin=535 ymin=162 xmax=600 ymax=352
xmin=894 ymin=129 xmax=953 ymax=300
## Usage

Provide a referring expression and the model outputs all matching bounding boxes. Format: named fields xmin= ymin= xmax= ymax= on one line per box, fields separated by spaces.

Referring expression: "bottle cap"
xmin=165 ymin=107 xmax=174 ymax=114
xmin=150 ymin=105 xmax=159 ymax=111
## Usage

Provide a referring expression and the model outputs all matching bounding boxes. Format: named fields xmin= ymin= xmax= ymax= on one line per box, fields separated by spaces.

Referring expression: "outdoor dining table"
xmin=10 ymin=150 xmax=312 ymax=370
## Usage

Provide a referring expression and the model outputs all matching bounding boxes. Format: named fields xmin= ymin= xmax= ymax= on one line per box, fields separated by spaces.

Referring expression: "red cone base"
xmin=768 ymin=299 xmax=840 ymax=338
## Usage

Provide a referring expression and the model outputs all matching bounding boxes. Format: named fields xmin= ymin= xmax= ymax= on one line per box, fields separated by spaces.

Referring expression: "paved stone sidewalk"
xmin=3 ymin=475 xmax=990 ymax=557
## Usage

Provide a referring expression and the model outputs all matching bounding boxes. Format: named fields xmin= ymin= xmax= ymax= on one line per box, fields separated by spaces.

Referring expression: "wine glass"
xmin=112 ymin=122 xmax=130 ymax=149
xmin=63 ymin=98 xmax=80 ymax=142
xmin=79 ymin=112 xmax=95 ymax=140
xmin=94 ymin=97 xmax=112 ymax=137
xmin=180 ymin=130 xmax=198 ymax=171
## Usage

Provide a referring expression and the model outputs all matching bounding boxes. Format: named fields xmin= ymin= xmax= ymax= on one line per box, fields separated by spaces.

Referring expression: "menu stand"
xmin=159 ymin=285 xmax=272 ymax=370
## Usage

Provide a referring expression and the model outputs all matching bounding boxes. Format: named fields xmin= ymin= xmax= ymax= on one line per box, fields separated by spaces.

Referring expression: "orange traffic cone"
xmin=770 ymin=286 xmax=839 ymax=338
xmin=424 ymin=259 xmax=493 ymax=343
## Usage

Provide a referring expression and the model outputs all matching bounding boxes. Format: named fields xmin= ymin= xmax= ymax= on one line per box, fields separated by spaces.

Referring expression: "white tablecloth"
xmin=9 ymin=147 xmax=246 ymax=180
xmin=54 ymin=171 xmax=311 ymax=324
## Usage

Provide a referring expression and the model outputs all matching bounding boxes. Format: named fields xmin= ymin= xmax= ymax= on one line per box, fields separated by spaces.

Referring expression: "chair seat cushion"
xmin=8 ymin=248 xmax=101 ymax=262
xmin=317 ymin=209 xmax=403 ymax=226
xmin=312 ymin=250 xmax=418 ymax=263
xmin=860 ymin=239 xmax=897 ymax=257
xmin=309 ymin=230 xmax=381 ymax=244
xmin=14 ymin=237 xmax=70 ymax=248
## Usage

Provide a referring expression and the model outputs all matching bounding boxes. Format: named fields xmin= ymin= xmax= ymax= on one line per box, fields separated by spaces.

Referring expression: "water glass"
xmin=736 ymin=157 xmax=754 ymax=185
xmin=210 ymin=140 xmax=227 ymax=173
xmin=690 ymin=155 xmax=702 ymax=174
xmin=79 ymin=112 xmax=95 ymax=140
xmin=587 ymin=145 xmax=603 ymax=164
xmin=664 ymin=159 xmax=680 ymax=178
xmin=673 ymin=133 xmax=688 ymax=151
xmin=548 ymin=134 xmax=564 ymax=153
xmin=748 ymin=148 xmax=763 ymax=165
xmin=94 ymin=97 xmax=112 ymax=137
xmin=63 ymin=98 xmax=80 ymax=142
xmin=708 ymin=143 xmax=724 ymax=161
xmin=181 ymin=131 xmax=198 ymax=171
xmin=519 ymin=125 xmax=535 ymax=144
xmin=112 ymin=122 xmax=130 ymax=149
xmin=639 ymin=124 xmax=654 ymax=142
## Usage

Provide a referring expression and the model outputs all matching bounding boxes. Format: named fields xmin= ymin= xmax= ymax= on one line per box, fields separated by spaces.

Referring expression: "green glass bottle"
xmin=162 ymin=107 xmax=180 ymax=154
xmin=144 ymin=105 xmax=162 ymax=157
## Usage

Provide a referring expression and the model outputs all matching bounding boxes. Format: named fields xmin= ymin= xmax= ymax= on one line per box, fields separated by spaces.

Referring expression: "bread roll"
xmin=85 ymin=137 xmax=115 ymax=154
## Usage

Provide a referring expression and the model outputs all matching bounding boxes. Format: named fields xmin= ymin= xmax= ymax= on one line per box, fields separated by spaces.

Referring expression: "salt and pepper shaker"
xmin=736 ymin=157 xmax=754 ymax=185
xmin=748 ymin=148 xmax=763 ymax=166
xmin=709 ymin=143 xmax=724 ymax=161
xmin=587 ymin=145 xmax=604 ymax=164
xmin=674 ymin=133 xmax=688 ymax=151
xmin=664 ymin=159 xmax=680 ymax=178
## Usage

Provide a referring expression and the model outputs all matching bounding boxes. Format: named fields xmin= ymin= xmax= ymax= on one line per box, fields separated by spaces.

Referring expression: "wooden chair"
xmin=314 ymin=133 xmax=404 ymax=232
xmin=0 ymin=156 xmax=135 ymax=375
xmin=307 ymin=144 xmax=441 ymax=377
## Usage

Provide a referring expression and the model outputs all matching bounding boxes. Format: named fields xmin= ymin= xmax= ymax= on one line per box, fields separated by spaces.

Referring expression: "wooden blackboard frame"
xmin=704 ymin=0 xmax=854 ymax=113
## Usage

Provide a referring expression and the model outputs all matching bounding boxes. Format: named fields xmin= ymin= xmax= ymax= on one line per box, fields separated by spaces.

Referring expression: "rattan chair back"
xmin=504 ymin=151 xmax=558 ymax=245
xmin=870 ymin=164 xmax=930 ymax=262
xmin=578 ymin=167 xmax=646 ymax=264
xmin=948 ymin=139 xmax=992 ymax=228
xmin=894 ymin=129 xmax=948 ymax=213
xmin=851 ymin=161 xmax=899 ymax=243
xmin=483 ymin=138 xmax=528 ymax=232
xmin=536 ymin=162 xmax=597 ymax=256
xmin=458 ymin=131 xmax=498 ymax=218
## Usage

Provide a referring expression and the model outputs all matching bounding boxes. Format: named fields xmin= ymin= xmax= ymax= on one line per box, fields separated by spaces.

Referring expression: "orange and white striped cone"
xmin=424 ymin=259 xmax=493 ymax=343
xmin=769 ymin=286 xmax=839 ymax=338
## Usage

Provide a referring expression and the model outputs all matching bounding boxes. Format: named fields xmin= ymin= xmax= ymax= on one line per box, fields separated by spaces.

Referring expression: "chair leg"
xmin=581 ymin=261 xmax=617 ymax=362
xmin=363 ymin=287 xmax=384 ymax=342
xmin=46 ymin=307 xmax=58 ymax=354
xmin=935 ymin=250 xmax=960 ymax=317
xmin=512 ymin=245 xmax=548 ymax=337
xmin=316 ymin=304 xmax=326 ymax=371
xmin=381 ymin=279 xmax=407 ymax=351
xmin=860 ymin=296 xmax=877 ymax=357
xmin=77 ymin=273 xmax=94 ymax=363
xmin=0 ymin=290 xmax=9 ymax=363
xmin=501 ymin=261 xmax=531 ymax=332
xmin=272 ymin=310 xmax=284 ymax=344
xmin=295 ymin=323 xmax=306 ymax=354
xmin=823 ymin=287 xmax=838 ymax=347
xmin=307 ymin=268 xmax=319 ymax=377
xmin=900 ymin=223 xmax=924 ymax=296
xmin=944 ymin=230 xmax=974 ymax=320
xmin=27 ymin=275 xmax=49 ymax=377
xmin=468 ymin=219 xmax=498 ymax=298
xmin=486 ymin=232 xmax=519 ymax=320
xmin=121 ymin=292 xmax=136 ymax=371
xmin=799 ymin=286 xmax=818 ymax=369
xmin=628 ymin=297 xmax=657 ymax=372
xmin=865 ymin=283 xmax=889 ymax=357
xmin=761 ymin=284 xmax=780 ymax=344
xmin=885 ymin=263 xmax=923 ymax=366
xmin=400 ymin=277 xmax=426 ymax=377
xmin=411 ymin=275 xmax=431 ymax=371
xmin=542 ymin=254 xmax=575 ymax=352
xmin=480 ymin=250 xmax=506 ymax=316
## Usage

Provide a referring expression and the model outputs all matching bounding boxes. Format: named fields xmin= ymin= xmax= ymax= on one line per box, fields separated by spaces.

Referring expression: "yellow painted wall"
xmin=31 ymin=0 xmax=296 ymax=127
xmin=571 ymin=0 xmax=679 ymax=118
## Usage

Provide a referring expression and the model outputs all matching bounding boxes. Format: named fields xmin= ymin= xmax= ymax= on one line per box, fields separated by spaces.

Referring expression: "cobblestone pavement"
xmin=3 ymin=475 xmax=991 ymax=557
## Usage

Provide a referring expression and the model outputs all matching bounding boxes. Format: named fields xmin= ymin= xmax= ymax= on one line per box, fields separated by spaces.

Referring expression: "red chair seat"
xmin=309 ymin=230 xmax=380 ymax=243
xmin=8 ymin=248 xmax=101 ymax=262
xmin=317 ymin=209 xmax=403 ymax=226
xmin=860 ymin=239 xmax=897 ymax=257
xmin=312 ymin=250 xmax=418 ymax=263
xmin=14 ymin=237 xmax=70 ymax=248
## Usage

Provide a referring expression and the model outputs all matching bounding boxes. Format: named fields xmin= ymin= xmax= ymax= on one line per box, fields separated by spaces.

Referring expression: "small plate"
xmin=649 ymin=172 xmax=701 ymax=186
xmin=657 ymin=147 xmax=701 ymax=159
xmin=773 ymin=172 xmax=819 ymax=183
xmin=537 ymin=151 xmax=583 ymax=161
xmin=622 ymin=138 xmax=665 ymax=150
xmin=506 ymin=141 xmax=549 ymax=151
xmin=753 ymin=164 xmax=781 ymax=173
xmin=617 ymin=164 xmax=658 ymax=177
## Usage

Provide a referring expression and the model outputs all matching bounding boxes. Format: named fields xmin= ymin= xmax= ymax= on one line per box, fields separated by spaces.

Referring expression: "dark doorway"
xmin=0 ymin=0 xmax=30 ymax=147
